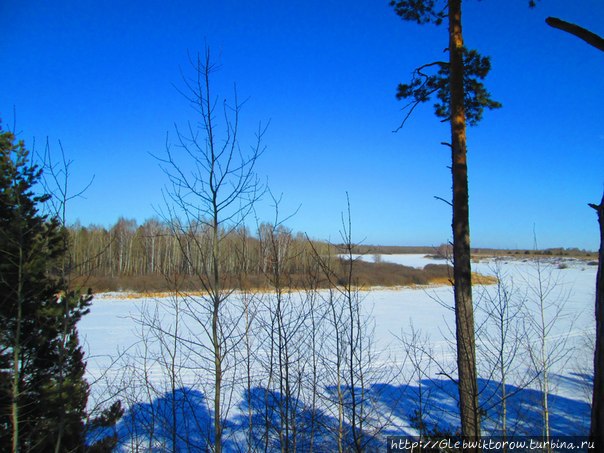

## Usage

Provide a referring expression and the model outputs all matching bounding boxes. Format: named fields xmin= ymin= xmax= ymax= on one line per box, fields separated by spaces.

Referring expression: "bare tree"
xmin=475 ymin=261 xmax=531 ymax=442
xmin=156 ymin=48 xmax=265 ymax=453
xmin=338 ymin=196 xmax=365 ymax=452
xmin=257 ymin=196 xmax=307 ymax=452
xmin=399 ymin=323 xmax=437 ymax=441
xmin=307 ymin=195 xmax=392 ymax=451
xmin=232 ymin=225 xmax=261 ymax=452
xmin=302 ymin=263 xmax=327 ymax=453
xmin=523 ymin=257 xmax=575 ymax=450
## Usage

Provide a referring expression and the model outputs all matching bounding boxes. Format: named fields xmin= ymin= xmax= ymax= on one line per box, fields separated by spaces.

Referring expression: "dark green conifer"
xmin=0 ymin=124 xmax=121 ymax=452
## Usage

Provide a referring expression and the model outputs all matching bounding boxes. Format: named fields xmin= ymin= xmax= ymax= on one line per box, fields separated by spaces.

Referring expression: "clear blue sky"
xmin=1 ymin=1 xmax=603 ymax=250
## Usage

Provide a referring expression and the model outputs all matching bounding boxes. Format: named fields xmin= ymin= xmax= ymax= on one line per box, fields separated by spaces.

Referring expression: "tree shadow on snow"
xmin=105 ymin=376 xmax=590 ymax=451
xmin=114 ymin=387 xmax=222 ymax=452
xmin=230 ymin=386 xmax=382 ymax=452
xmin=372 ymin=376 xmax=591 ymax=437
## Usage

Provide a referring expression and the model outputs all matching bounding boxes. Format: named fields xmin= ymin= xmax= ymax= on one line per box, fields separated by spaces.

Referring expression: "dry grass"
xmin=472 ymin=273 xmax=498 ymax=285
xmin=73 ymin=259 xmax=496 ymax=296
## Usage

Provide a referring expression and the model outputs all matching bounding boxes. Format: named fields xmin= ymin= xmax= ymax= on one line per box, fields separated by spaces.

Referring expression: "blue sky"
xmin=1 ymin=1 xmax=602 ymax=250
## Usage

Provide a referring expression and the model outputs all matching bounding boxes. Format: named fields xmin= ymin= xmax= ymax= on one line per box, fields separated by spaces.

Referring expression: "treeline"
xmin=498 ymin=247 xmax=596 ymax=258
xmin=350 ymin=244 xmax=440 ymax=255
xmin=66 ymin=217 xmax=455 ymax=292
xmin=68 ymin=217 xmax=320 ymax=278
xmin=339 ymin=244 xmax=596 ymax=259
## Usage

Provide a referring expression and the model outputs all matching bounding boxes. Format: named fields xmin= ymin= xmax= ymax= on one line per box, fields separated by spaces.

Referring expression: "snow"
xmin=353 ymin=253 xmax=446 ymax=269
xmin=79 ymin=254 xmax=597 ymax=449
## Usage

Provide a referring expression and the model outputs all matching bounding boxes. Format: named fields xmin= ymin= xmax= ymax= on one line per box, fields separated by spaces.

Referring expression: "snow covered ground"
xmin=79 ymin=254 xmax=597 ymax=450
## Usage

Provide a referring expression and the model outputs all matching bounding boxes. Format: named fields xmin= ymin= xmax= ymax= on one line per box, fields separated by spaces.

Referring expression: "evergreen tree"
xmin=391 ymin=0 xmax=500 ymax=446
xmin=0 ymin=124 xmax=121 ymax=452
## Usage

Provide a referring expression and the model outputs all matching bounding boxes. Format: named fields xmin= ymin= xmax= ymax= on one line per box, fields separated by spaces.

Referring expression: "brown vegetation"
xmin=66 ymin=219 xmax=503 ymax=293
xmin=71 ymin=258 xmax=470 ymax=293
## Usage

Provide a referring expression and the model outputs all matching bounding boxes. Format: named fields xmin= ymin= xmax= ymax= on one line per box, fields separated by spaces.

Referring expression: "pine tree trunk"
xmin=589 ymin=193 xmax=604 ymax=448
xmin=448 ymin=0 xmax=480 ymax=445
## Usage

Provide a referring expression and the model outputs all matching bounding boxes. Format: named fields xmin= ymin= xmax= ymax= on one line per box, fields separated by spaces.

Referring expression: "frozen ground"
xmin=79 ymin=254 xmax=597 ymax=450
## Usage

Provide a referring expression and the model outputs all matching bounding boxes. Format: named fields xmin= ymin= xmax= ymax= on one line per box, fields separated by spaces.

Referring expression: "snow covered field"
xmin=79 ymin=254 xmax=597 ymax=450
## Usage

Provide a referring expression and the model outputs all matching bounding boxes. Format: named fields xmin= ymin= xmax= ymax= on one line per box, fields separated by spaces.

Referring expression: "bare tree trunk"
xmin=589 ymin=194 xmax=604 ymax=447
xmin=524 ymin=256 xmax=573 ymax=453
xmin=170 ymin=295 xmax=180 ymax=452
xmin=475 ymin=262 xmax=530 ymax=443
xmin=448 ymin=0 xmax=480 ymax=445
xmin=156 ymin=48 xmax=264 ymax=452
xmin=211 ymin=215 xmax=223 ymax=453
xmin=499 ymin=316 xmax=508 ymax=445
xmin=536 ymin=260 xmax=551 ymax=450
xmin=244 ymin=292 xmax=253 ymax=452
xmin=259 ymin=211 xmax=306 ymax=452
xmin=308 ymin=287 xmax=319 ymax=453
xmin=330 ymin=287 xmax=344 ymax=453
xmin=340 ymin=200 xmax=362 ymax=453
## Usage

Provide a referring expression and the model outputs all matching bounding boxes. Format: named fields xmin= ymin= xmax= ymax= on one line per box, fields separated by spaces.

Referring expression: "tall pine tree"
xmin=0 ymin=124 xmax=120 ymax=452
xmin=391 ymin=0 xmax=500 ymax=445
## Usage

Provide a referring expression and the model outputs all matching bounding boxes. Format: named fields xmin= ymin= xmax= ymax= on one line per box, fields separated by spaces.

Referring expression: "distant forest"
xmin=349 ymin=243 xmax=597 ymax=258
xmin=65 ymin=217 xmax=466 ymax=292
xmin=62 ymin=217 xmax=595 ymax=293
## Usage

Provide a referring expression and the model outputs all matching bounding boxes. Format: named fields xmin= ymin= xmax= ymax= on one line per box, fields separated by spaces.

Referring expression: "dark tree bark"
xmin=544 ymin=14 xmax=602 ymax=446
xmin=546 ymin=17 xmax=604 ymax=52
xmin=392 ymin=0 xmax=490 ymax=443
xmin=448 ymin=0 xmax=480 ymax=445
xmin=589 ymin=194 xmax=604 ymax=448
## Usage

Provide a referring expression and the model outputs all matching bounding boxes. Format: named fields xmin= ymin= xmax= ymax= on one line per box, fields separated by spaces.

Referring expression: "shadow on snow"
xmin=94 ymin=376 xmax=590 ymax=451
xmin=373 ymin=376 xmax=590 ymax=438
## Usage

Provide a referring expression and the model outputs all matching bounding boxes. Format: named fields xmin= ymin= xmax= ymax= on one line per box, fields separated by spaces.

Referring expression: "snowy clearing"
xmin=79 ymin=254 xmax=597 ymax=450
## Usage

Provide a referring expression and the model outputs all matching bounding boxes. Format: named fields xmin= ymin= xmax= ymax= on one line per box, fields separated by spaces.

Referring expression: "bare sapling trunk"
xmin=234 ymin=227 xmax=257 ymax=452
xmin=340 ymin=198 xmax=363 ymax=453
xmin=307 ymin=195 xmax=384 ymax=450
xmin=157 ymin=48 xmax=264 ymax=452
xmin=258 ymin=196 xmax=308 ymax=452
xmin=475 ymin=262 xmax=529 ymax=445
xmin=399 ymin=324 xmax=436 ymax=441
xmin=304 ymin=265 xmax=323 ymax=453
xmin=523 ymin=249 xmax=575 ymax=453
xmin=328 ymin=286 xmax=345 ymax=453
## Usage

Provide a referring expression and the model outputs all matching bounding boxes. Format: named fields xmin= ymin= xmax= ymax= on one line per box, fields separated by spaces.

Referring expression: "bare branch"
xmin=434 ymin=195 xmax=453 ymax=207
xmin=546 ymin=17 xmax=604 ymax=52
